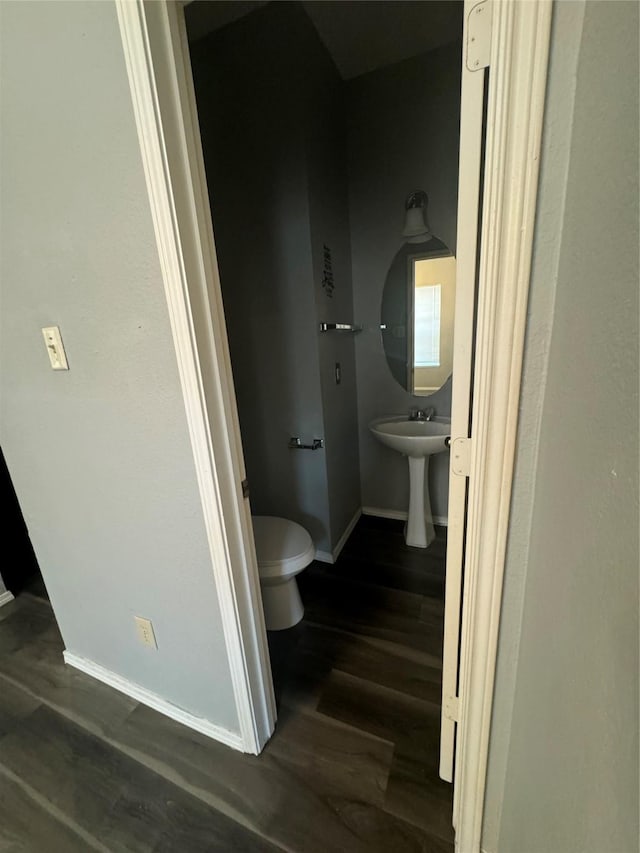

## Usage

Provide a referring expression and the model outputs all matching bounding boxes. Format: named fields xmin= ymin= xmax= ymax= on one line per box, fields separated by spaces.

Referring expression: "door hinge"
xmin=443 ymin=694 xmax=460 ymax=723
xmin=466 ymin=0 xmax=492 ymax=72
xmin=451 ymin=437 xmax=472 ymax=477
xmin=241 ymin=478 xmax=250 ymax=499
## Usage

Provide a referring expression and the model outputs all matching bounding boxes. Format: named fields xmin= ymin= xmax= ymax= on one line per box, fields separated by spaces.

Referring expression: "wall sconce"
xmin=403 ymin=190 xmax=433 ymax=243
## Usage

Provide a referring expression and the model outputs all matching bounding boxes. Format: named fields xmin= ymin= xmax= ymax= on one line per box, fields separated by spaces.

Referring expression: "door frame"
xmin=115 ymin=0 xmax=552 ymax=849
xmin=450 ymin=3 xmax=552 ymax=846
xmin=115 ymin=0 xmax=277 ymax=756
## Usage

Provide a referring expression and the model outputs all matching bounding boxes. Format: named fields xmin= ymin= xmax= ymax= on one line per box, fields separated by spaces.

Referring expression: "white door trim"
xmin=453 ymin=1 xmax=552 ymax=849
xmin=116 ymin=0 xmax=552 ymax=846
xmin=115 ymin=0 xmax=276 ymax=754
xmin=440 ymin=0 xmax=489 ymax=785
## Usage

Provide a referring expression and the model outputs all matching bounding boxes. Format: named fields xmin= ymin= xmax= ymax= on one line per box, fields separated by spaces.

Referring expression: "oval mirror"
xmin=381 ymin=192 xmax=456 ymax=396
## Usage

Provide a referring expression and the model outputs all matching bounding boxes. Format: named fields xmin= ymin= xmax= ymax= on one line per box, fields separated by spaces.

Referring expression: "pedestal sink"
xmin=369 ymin=416 xmax=451 ymax=548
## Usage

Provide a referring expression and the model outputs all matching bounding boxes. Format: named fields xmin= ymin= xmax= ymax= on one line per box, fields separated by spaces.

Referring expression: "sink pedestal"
xmin=368 ymin=415 xmax=450 ymax=549
xmin=405 ymin=455 xmax=436 ymax=548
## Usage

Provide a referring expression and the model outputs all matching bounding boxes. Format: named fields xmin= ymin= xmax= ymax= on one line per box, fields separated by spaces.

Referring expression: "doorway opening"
xmin=116 ymin=0 xmax=552 ymax=848
xmin=0 ymin=448 xmax=46 ymax=602
xmin=183 ymin=1 xmax=467 ymax=846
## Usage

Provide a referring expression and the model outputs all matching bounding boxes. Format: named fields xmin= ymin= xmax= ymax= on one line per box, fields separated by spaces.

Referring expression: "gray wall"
xmin=189 ymin=2 xmax=360 ymax=554
xmin=305 ymin=27 xmax=361 ymax=548
xmin=0 ymin=0 xmax=239 ymax=733
xmin=484 ymin=2 xmax=639 ymax=851
xmin=189 ymin=3 xmax=330 ymax=552
xmin=346 ymin=43 xmax=462 ymax=520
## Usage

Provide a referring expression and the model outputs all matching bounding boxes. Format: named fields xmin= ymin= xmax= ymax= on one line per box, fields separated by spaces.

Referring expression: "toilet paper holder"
xmin=288 ymin=437 xmax=324 ymax=451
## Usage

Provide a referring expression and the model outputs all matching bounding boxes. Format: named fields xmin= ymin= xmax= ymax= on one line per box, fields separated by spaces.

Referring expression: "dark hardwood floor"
xmin=0 ymin=515 xmax=452 ymax=852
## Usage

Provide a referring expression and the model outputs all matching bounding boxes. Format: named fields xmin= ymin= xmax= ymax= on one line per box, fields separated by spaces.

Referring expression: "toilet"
xmin=252 ymin=516 xmax=315 ymax=631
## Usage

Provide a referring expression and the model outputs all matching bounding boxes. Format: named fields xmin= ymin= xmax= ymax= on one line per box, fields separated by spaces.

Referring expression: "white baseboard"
xmin=63 ymin=651 xmax=244 ymax=751
xmin=362 ymin=506 xmax=448 ymax=526
xmin=314 ymin=507 xmax=363 ymax=565
xmin=316 ymin=506 xmax=447 ymax=565
xmin=0 ymin=591 xmax=14 ymax=608
xmin=332 ymin=508 xmax=362 ymax=560
xmin=362 ymin=506 xmax=407 ymax=521
xmin=314 ymin=550 xmax=333 ymax=564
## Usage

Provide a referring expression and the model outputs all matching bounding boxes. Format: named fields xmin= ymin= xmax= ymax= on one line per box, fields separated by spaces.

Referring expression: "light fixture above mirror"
xmin=381 ymin=192 xmax=456 ymax=397
xmin=403 ymin=190 xmax=432 ymax=241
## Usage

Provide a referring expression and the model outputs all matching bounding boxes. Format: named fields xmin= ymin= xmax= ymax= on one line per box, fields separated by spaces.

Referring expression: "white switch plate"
xmin=134 ymin=616 xmax=158 ymax=649
xmin=42 ymin=326 xmax=69 ymax=370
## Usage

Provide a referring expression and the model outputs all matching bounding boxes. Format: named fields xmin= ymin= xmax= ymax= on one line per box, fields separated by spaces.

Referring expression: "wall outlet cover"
xmin=134 ymin=616 xmax=157 ymax=649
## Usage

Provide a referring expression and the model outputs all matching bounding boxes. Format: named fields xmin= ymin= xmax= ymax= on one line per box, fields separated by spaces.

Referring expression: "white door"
xmin=439 ymin=0 xmax=492 ymax=783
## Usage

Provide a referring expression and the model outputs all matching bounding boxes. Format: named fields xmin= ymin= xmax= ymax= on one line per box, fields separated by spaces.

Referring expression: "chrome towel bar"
xmin=318 ymin=323 xmax=362 ymax=333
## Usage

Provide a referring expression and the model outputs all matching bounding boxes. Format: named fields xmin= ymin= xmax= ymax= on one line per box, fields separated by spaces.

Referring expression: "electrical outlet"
xmin=134 ymin=616 xmax=157 ymax=649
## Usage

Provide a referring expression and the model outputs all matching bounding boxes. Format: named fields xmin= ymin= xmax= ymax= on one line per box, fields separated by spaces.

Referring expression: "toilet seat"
xmin=252 ymin=516 xmax=315 ymax=580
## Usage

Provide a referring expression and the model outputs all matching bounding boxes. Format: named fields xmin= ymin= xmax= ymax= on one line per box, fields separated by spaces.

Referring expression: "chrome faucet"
xmin=409 ymin=406 xmax=436 ymax=422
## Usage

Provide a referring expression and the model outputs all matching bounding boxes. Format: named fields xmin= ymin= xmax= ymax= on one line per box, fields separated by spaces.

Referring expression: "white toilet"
xmin=252 ymin=516 xmax=315 ymax=631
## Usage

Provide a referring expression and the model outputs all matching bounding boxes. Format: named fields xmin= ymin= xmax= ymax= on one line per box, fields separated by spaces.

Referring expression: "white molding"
xmin=363 ymin=506 xmax=407 ymax=521
xmin=314 ymin=550 xmax=333 ymax=565
xmin=0 ymin=591 xmax=14 ymax=608
xmin=440 ymin=0 xmax=489 ymax=788
xmin=115 ymin=0 xmax=275 ymax=755
xmin=63 ymin=651 xmax=244 ymax=751
xmin=313 ymin=506 xmax=363 ymax=564
xmin=362 ymin=506 xmax=448 ymax=526
xmin=332 ymin=508 xmax=362 ymax=560
xmin=453 ymin=2 xmax=553 ymax=850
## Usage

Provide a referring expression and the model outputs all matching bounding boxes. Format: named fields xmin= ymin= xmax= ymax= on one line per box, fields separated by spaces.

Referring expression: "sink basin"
xmin=369 ymin=416 xmax=450 ymax=458
xmin=369 ymin=415 xmax=451 ymax=549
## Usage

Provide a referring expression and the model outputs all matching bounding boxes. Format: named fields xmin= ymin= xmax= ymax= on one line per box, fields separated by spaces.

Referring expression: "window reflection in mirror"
xmin=409 ymin=255 xmax=456 ymax=395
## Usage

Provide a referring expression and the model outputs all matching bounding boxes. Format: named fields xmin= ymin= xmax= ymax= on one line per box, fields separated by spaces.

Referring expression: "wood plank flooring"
xmin=0 ymin=515 xmax=452 ymax=852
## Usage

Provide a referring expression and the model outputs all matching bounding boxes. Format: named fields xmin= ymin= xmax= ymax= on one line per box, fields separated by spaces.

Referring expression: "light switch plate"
xmin=42 ymin=326 xmax=69 ymax=370
xmin=134 ymin=616 xmax=158 ymax=649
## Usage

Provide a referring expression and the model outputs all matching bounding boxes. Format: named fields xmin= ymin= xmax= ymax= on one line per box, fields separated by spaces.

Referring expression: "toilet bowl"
xmin=252 ymin=516 xmax=315 ymax=631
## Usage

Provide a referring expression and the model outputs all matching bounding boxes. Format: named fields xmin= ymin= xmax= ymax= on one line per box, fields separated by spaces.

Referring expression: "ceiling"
xmin=185 ymin=1 xmax=463 ymax=80
xmin=185 ymin=0 xmax=268 ymax=42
